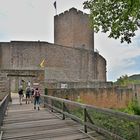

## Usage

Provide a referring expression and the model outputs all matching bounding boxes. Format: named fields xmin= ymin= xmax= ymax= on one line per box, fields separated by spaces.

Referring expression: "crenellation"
xmin=69 ymin=7 xmax=77 ymax=13
xmin=77 ymin=10 xmax=85 ymax=15
xmin=63 ymin=10 xmax=69 ymax=14
xmin=56 ymin=8 xmax=87 ymax=18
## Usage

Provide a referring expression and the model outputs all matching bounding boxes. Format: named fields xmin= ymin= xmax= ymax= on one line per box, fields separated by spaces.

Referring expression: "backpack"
xmin=34 ymin=90 xmax=40 ymax=97
xmin=26 ymin=87 xmax=30 ymax=94
xmin=18 ymin=89 xmax=23 ymax=95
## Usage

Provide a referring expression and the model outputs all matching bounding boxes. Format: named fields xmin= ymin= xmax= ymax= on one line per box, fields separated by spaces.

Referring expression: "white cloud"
xmin=0 ymin=0 xmax=88 ymax=42
xmin=95 ymin=30 xmax=140 ymax=81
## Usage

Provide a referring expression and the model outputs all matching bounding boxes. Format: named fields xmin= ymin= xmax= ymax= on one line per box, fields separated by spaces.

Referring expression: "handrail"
xmin=41 ymin=95 xmax=140 ymax=122
xmin=0 ymin=131 xmax=3 ymax=140
xmin=41 ymin=94 xmax=140 ymax=140
xmin=0 ymin=94 xmax=10 ymax=126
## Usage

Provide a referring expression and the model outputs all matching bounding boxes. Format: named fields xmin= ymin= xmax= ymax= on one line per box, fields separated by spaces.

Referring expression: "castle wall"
xmin=94 ymin=52 xmax=106 ymax=81
xmin=0 ymin=43 xmax=11 ymax=69
xmin=0 ymin=41 xmax=106 ymax=82
xmin=0 ymin=8 xmax=106 ymax=83
xmin=0 ymin=44 xmax=2 ymax=68
xmin=54 ymin=8 xmax=94 ymax=51
xmin=47 ymin=87 xmax=133 ymax=109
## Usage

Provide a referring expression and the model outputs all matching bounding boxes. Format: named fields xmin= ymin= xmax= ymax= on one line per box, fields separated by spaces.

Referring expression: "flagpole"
xmin=55 ymin=7 xmax=57 ymax=15
xmin=55 ymin=0 xmax=57 ymax=15
xmin=54 ymin=1 xmax=57 ymax=15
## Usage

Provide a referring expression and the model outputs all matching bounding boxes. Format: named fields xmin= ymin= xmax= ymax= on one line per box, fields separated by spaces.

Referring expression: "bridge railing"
xmin=41 ymin=95 xmax=140 ymax=140
xmin=0 ymin=94 xmax=10 ymax=126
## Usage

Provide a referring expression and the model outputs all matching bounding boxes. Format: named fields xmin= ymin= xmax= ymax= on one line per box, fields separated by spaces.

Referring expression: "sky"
xmin=0 ymin=0 xmax=140 ymax=81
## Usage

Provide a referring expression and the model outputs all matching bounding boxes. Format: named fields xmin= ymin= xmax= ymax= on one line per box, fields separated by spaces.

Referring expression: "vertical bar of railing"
xmin=42 ymin=96 xmax=45 ymax=108
xmin=0 ymin=105 xmax=3 ymax=126
xmin=51 ymin=99 xmax=53 ymax=112
xmin=138 ymin=123 xmax=140 ymax=140
xmin=0 ymin=94 xmax=9 ymax=126
xmin=84 ymin=108 xmax=87 ymax=133
xmin=0 ymin=98 xmax=5 ymax=126
xmin=62 ymin=102 xmax=65 ymax=120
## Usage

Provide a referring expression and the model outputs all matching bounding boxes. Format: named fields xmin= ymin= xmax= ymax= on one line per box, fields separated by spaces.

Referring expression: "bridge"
xmin=1 ymin=93 xmax=140 ymax=140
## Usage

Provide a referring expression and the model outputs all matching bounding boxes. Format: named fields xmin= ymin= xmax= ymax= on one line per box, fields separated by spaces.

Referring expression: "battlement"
xmin=55 ymin=7 xmax=88 ymax=18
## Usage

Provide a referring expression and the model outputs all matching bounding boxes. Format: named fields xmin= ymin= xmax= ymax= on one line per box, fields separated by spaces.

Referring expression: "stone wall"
xmin=0 ymin=8 xmax=106 ymax=82
xmin=45 ymin=81 xmax=113 ymax=89
xmin=47 ymin=87 xmax=133 ymax=109
xmin=92 ymin=52 xmax=106 ymax=81
xmin=128 ymin=84 xmax=140 ymax=103
xmin=0 ymin=41 xmax=106 ymax=82
xmin=0 ymin=72 xmax=10 ymax=101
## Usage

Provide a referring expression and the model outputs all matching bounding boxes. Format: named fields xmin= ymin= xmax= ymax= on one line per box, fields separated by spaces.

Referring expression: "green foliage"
xmin=115 ymin=74 xmax=129 ymax=86
xmin=44 ymin=88 xmax=48 ymax=95
xmin=89 ymin=111 xmax=137 ymax=140
xmin=83 ymin=0 xmax=140 ymax=43
xmin=72 ymin=108 xmax=84 ymax=120
xmin=76 ymin=96 xmax=82 ymax=103
xmin=121 ymin=100 xmax=140 ymax=115
xmin=72 ymin=108 xmax=138 ymax=139
xmin=115 ymin=74 xmax=140 ymax=86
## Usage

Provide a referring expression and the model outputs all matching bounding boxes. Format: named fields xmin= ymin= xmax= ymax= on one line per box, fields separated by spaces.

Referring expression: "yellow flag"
xmin=40 ymin=59 xmax=45 ymax=68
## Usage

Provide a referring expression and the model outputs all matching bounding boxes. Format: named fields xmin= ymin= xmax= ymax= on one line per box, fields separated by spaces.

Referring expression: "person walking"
xmin=25 ymin=86 xmax=31 ymax=104
xmin=18 ymin=86 xmax=24 ymax=105
xmin=30 ymin=87 xmax=34 ymax=103
xmin=34 ymin=88 xmax=40 ymax=110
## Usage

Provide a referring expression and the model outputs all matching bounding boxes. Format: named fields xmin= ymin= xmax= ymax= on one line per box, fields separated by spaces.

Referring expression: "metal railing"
xmin=41 ymin=94 xmax=140 ymax=140
xmin=0 ymin=94 xmax=10 ymax=126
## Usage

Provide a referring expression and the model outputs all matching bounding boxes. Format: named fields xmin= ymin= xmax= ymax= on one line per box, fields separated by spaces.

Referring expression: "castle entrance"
xmin=0 ymin=69 xmax=45 ymax=98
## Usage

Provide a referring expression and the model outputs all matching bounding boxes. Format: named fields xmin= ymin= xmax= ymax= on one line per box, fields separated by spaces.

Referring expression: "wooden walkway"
xmin=1 ymin=94 xmax=95 ymax=140
xmin=2 ymin=94 xmax=90 ymax=140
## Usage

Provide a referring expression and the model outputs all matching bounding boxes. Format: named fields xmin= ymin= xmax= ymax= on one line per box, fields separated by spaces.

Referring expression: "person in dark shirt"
xmin=34 ymin=88 xmax=40 ymax=110
xmin=18 ymin=86 xmax=24 ymax=105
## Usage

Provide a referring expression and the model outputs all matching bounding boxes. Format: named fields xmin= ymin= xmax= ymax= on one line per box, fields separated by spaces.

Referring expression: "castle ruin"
xmin=0 ymin=8 xmax=106 ymax=90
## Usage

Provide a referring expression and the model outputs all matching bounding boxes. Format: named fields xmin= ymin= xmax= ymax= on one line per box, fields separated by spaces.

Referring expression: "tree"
xmin=115 ymin=74 xmax=140 ymax=86
xmin=115 ymin=74 xmax=129 ymax=86
xmin=83 ymin=0 xmax=140 ymax=43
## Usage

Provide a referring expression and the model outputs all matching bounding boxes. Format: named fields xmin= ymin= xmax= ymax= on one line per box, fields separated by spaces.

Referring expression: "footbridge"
xmin=0 ymin=93 xmax=140 ymax=140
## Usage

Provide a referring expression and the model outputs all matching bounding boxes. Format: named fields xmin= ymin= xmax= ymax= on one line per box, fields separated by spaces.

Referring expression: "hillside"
xmin=128 ymin=74 xmax=140 ymax=80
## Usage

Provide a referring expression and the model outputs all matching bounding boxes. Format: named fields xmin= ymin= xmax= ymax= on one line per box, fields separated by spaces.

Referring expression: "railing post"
xmin=138 ymin=123 xmax=140 ymax=140
xmin=84 ymin=108 xmax=87 ymax=133
xmin=42 ymin=96 xmax=45 ymax=108
xmin=0 ymin=94 xmax=10 ymax=127
xmin=62 ymin=102 xmax=65 ymax=120
xmin=51 ymin=99 xmax=53 ymax=112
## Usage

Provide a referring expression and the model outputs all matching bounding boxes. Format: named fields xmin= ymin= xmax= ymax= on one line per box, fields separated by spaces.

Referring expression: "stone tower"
xmin=0 ymin=7 xmax=106 ymax=86
xmin=54 ymin=8 xmax=94 ymax=51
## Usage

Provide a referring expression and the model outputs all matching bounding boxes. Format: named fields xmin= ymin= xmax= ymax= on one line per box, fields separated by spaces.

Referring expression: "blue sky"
xmin=0 ymin=0 xmax=140 ymax=81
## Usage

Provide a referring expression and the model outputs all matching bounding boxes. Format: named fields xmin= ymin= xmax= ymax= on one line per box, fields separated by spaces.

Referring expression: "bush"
xmin=123 ymin=100 xmax=140 ymax=115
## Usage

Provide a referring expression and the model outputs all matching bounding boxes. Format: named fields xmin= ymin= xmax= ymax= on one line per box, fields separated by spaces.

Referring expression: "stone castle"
xmin=0 ymin=8 xmax=106 ymax=88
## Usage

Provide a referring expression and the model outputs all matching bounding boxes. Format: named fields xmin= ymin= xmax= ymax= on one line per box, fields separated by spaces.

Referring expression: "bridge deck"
xmin=1 ymin=94 xmax=106 ymax=140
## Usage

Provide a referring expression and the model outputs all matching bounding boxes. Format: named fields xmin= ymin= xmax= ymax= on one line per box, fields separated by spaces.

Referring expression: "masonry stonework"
xmin=54 ymin=8 xmax=94 ymax=51
xmin=47 ymin=88 xmax=133 ymax=109
xmin=0 ymin=8 xmax=106 ymax=85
